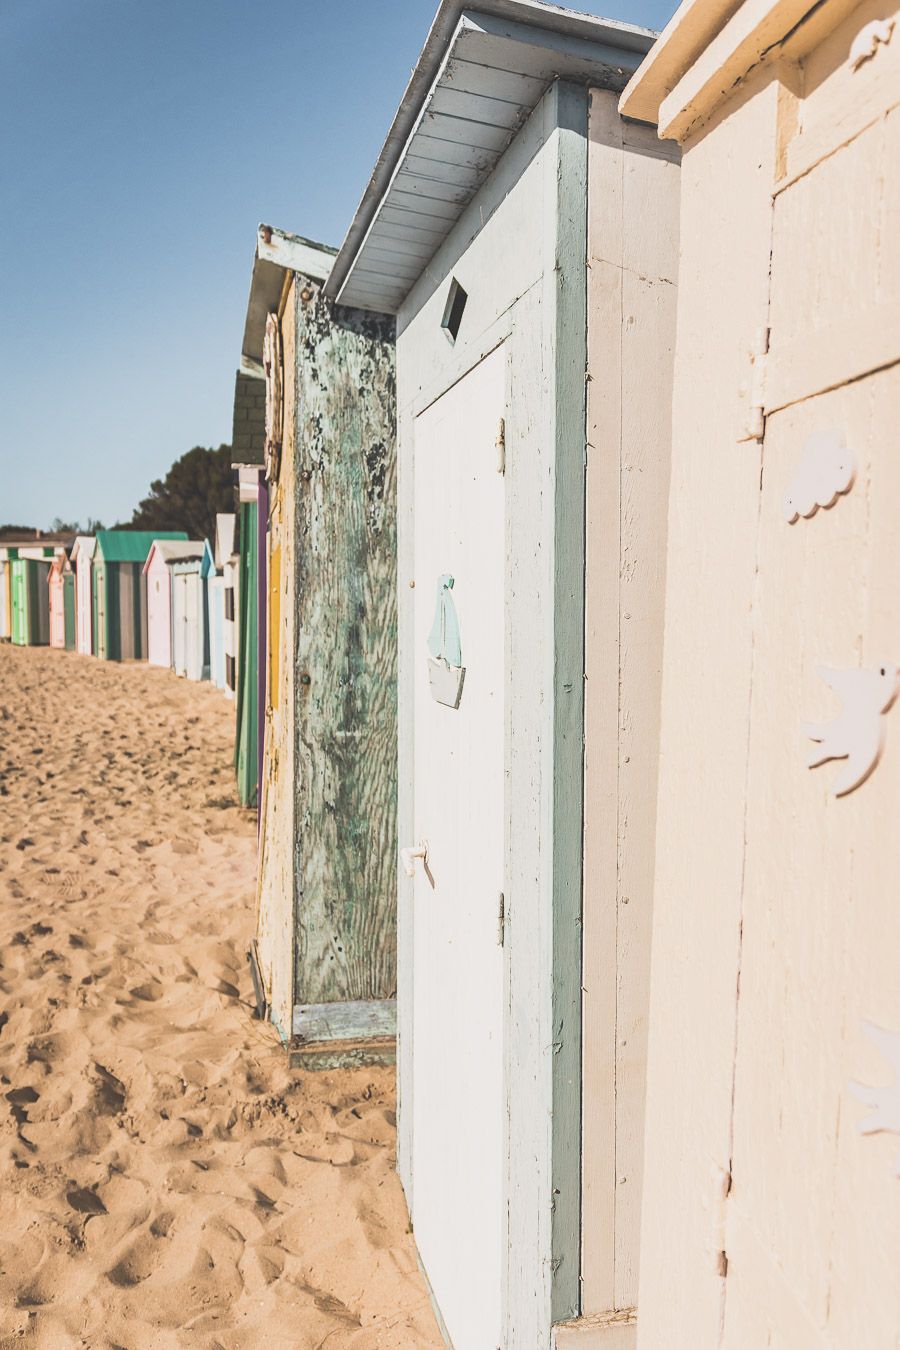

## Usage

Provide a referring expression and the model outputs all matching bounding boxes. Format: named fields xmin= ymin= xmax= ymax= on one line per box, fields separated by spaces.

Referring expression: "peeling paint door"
xmin=411 ymin=345 xmax=506 ymax=1350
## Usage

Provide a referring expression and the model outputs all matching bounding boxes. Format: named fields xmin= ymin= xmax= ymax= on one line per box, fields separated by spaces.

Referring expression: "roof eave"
xmin=325 ymin=0 xmax=656 ymax=312
xmin=619 ymin=0 xmax=823 ymax=141
xmin=240 ymin=226 xmax=338 ymax=366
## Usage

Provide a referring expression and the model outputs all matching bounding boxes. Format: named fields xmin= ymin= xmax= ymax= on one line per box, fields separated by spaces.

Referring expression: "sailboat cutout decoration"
xmin=427 ymin=574 xmax=466 ymax=709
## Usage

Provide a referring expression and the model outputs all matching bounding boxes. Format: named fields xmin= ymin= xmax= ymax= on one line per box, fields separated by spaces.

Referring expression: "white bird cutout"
xmin=848 ymin=1022 xmax=900 ymax=1178
xmin=783 ymin=428 xmax=856 ymax=523
xmin=849 ymin=17 xmax=895 ymax=71
xmin=803 ymin=663 xmax=900 ymax=796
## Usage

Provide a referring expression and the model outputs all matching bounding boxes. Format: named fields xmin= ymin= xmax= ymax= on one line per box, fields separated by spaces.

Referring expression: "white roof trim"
xmin=325 ymin=0 xmax=656 ymax=313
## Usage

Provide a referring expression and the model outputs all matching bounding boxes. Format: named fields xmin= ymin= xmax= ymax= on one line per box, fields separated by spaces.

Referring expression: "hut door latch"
xmin=496 ymin=417 xmax=506 ymax=474
xmin=401 ymin=840 xmax=428 ymax=877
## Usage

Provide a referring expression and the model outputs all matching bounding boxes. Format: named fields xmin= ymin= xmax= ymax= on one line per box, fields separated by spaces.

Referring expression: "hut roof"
xmin=324 ymin=0 xmax=656 ymax=313
xmin=70 ymin=536 xmax=96 ymax=563
xmin=95 ymin=530 xmax=187 ymax=564
xmin=240 ymin=229 xmax=337 ymax=376
xmin=171 ymin=539 xmax=215 ymax=579
xmin=143 ymin=539 xmax=207 ymax=571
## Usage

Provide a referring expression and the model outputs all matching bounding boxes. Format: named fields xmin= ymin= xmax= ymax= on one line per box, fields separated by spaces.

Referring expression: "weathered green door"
xmin=63 ymin=573 xmax=76 ymax=650
xmin=11 ymin=562 xmax=27 ymax=646
xmin=93 ymin=564 xmax=106 ymax=658
xmin=235 ymin=500 xmax=258 ymax=807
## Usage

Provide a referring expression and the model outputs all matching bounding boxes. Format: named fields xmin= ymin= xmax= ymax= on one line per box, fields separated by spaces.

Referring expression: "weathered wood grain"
xmin=292 ymin=285 xmax=397 ymax=1004
xmin=255 ymin=280 xmax=297 ymax=1037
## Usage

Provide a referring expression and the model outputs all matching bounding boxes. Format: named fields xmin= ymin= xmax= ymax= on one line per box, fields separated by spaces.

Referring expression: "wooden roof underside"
xmin=328 ymin=3 xmax=655 ymax=314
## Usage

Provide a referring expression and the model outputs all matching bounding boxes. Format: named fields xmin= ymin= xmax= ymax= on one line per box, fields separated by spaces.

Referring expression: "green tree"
xmin=124 ymin=444 xmax=234 ymax=545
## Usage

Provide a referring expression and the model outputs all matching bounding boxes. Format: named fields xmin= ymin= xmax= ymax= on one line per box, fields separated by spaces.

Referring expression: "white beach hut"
xmin=143 ymin=539 xmax=208 ymax=670
xmin=70 ymin=536 xmax=96 ymax=655
xmin=172 ymin=540 xmax=214 ymax=682
xmin=325 ymin=2 xmax=680 ymax=1345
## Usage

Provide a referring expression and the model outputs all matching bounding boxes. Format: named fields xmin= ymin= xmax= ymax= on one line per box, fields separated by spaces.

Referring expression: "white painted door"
xmin=411 ymin=345 xmax=506 ymax=1350
xmin=185 ymin=573 xmax=203 ymax=681
xmin=172 ymin=573 xmax=188 ymax=677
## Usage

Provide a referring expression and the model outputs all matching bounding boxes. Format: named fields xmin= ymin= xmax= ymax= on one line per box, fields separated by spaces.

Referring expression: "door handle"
xmin=400 ymin=840 xmax=428 ymax=877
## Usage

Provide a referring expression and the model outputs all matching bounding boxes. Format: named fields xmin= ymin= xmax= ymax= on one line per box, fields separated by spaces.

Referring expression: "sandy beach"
xmin=0 ymin=644 xmax=440 ymax=1350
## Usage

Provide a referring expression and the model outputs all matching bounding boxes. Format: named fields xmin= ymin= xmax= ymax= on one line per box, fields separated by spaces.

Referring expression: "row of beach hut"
xmin=1 ymin=522 xmax=240 ymax=698
xmin=232 ymin=0 xmax=900 ymax=1346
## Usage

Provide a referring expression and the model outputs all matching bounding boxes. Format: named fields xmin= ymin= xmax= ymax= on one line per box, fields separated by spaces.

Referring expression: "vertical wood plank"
xmin=255 ymin=280 xmax=297 ymax=1036
xmin=293 ymin=286 xmax=397 ymax=1004
xmin=547 ymin=78 xmax=589 ymax=1329
xmin=635 ymin=70 xmax=780 ymax=1350
xmin=583 ymin=89 xmax=680 ymax=1316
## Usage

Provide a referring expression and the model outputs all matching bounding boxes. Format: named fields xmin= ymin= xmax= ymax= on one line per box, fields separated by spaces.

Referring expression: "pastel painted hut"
xmin=238 ymin=225 xmax=397 ymax=1063
xmin=619 ymin=2 xmax=900 ymax=1346
xmin=208 ymin=513 xmax=235 ymax=693
xmin=92 ymin=530 xmax=186 ymax=662
xmin=326 ymin=3 xmax=679 ymax=1345
xmin=143 ymin=539 xmax=207 ymax=670
xmin=48 ymin=550 xmax=76 ymax=650
xmin=11 ymin=547 xmax=54 ymax=646
xmin=171 ymin=539 xmax=215 ymax=682
xmin=70 ymin=536 xmax=96 ymax=655
xmin=0 ymin=546 xmax=20 ymax=641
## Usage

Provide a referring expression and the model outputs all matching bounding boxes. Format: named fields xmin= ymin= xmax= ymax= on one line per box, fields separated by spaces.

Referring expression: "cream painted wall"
xmin=634 ymin=2 xmax=900 ymax=1346
xmin=581 ymin=88 xmax=680 ymax=1324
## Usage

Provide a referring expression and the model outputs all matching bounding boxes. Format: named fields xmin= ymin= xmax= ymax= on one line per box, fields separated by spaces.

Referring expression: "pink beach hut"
xmin=143 ymin=539 xmax=207 ymax=669
xmin=48 ymin=550 xmax=75 ymax=650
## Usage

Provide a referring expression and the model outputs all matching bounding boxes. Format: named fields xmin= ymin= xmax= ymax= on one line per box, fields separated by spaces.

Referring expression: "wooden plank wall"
xmin=582 ymin=90 xmax=680 ymax=1324
xmin=255 ymin=277 xmax=298 ymax=1038
xmin=292 ymin=287 xmax=397 ymax=1005
xmin=636 ymin=66 xmax=782 ymax=1350
xmin=639 ymin=3 xmax=900 ymax=1344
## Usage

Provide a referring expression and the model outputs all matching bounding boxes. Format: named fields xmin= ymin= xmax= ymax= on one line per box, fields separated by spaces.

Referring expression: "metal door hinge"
xmin=496 ymin=418 xmax=506 ymax=474
xmin=497 ymin=892 xmax=505 ymax=946
xmin=741 ymin=327 xmax=769 ymax=442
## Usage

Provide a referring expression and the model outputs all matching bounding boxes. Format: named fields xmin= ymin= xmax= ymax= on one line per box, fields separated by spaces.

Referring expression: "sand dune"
xmin=0 ymin=645 xmax=440 ymax=1350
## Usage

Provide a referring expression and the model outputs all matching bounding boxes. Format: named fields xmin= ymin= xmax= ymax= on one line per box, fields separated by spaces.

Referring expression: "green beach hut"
xmin=11 ymin=547 xmax=54 ymax=646
xmin=92 ymin=530 xmax=186 ymax=661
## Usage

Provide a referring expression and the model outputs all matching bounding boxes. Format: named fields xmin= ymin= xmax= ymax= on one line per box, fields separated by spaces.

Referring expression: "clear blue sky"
xmin=1 ymin=0 xmax=677 ymax=530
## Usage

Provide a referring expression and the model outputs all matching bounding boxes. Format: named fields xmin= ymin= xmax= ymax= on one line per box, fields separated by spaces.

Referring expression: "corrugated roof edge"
xmin=95 ymin=530 xmax=188 ymax=564
xmin=323 ymin=0 xmax=657 ymax=306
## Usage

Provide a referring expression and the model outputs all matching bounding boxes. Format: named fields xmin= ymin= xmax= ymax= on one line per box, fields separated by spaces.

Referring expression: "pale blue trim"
xmin=426 ymin=573 xmax=462 ymax=668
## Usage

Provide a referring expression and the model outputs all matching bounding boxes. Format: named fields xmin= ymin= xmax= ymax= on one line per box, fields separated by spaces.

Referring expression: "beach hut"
xmin=48 ymin=550 xmax=76 ymax=650
xmin=143 ymin=539 xmax=208 ymax=669
xmin=0 ymin=548 xmax=16 ymax=640
xmin=92 ymin=529 xmax=186 ymax=662
xmin=238 ymin=225 xmax=397 ymax=1062
xmin=222 ymin=551 xmax=239 ymax=701
xmin=326 ymin=3 xmax=679 ymax=1345
xmin=70 ymin=536 xmax=96 ymax=655
xmin=171 ymin=539 xmax=214 ymax=681
xmin=232 ymin=464 xmax=265 ymax=806
xmin=11 ymin=548 xmax=54 ymax=646
xmin=208 ymin=513 xmax=235 ymax=693
xmin=619 ymin=3 xmax=900 ymax=1347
